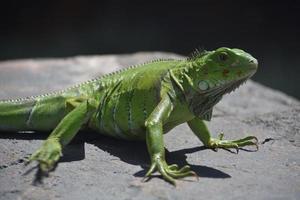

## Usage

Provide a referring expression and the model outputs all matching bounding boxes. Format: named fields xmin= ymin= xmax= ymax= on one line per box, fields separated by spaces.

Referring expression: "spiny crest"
xmin=0 ymin=96 xmax=32 ymax=104
xmin=0 ymin=58 xmax=180 ymax=104
xmin=187 ymin=47 xmax=208 ymax=61
xmin=70 ymin=58 xmax=178 ymax=87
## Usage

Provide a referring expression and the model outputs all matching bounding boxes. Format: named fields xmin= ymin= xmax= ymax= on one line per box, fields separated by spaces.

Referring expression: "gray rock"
xmin=0 ymin=52 xmax=299 ymax=200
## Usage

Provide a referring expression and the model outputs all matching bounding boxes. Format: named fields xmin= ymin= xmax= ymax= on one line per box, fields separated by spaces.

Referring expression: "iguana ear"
xmin=202 ymin=109 xmax=213 ymax=121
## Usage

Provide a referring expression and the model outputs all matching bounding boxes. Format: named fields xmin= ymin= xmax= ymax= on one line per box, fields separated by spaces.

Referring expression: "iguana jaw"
xmin=221 ymin=58 xmax=258 ymax=95
xmin=188 ymin=74 xmax=252 ymax=118
xmin=219 ymin=76 xmax=250 ymax=95
xmin=197 ymin=69 xmax=255 ymax=98
xmin=190 ymin=59 xmax=257 ymax=114
xmin=202 ymin=55 xmax=258 ymax=97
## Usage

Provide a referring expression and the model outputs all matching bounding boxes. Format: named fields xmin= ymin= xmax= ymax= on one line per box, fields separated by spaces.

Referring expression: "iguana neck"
xmin=171 ymin=65 xmax=249 ymax=117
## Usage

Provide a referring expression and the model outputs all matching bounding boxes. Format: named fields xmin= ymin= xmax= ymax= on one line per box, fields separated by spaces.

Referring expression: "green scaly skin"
xmin=0 ymin=47 xmax=258 ymax=185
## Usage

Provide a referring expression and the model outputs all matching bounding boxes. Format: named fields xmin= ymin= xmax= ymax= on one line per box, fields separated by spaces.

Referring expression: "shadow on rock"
xmin=1 ymin=130 xmax=231 ymax=180
xmin=23 ymin=162 xmax=59 ymax=185
xmin=0 ymin=131 xmax=49 ymax=140
xmin=167 ymin=147 xmax=231 ymax=178
xmin=87 ymin=136 xmax=231 ymax=179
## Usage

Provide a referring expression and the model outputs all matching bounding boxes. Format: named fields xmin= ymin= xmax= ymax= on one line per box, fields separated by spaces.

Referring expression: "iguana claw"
xmin=209 ymin=134 xmax=258 ymax=153
xmin=28 ymin=138 xmax=62 ymax=172
xmin=143 ymin=155 xmax=198 ymax=185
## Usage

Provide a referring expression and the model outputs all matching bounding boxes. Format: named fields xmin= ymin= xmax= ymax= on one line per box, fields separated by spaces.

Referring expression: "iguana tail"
xmin=0 ymin=96 xmax=67 ymax=132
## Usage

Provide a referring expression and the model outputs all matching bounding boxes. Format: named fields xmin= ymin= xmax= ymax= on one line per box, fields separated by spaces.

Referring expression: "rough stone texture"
xmin=0 ymin=52 xmax=299 ymax=200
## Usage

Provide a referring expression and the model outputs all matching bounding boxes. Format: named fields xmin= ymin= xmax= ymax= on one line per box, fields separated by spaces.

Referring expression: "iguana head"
xmin=177 ymin=47 xmax=258 ymax=117
xmin=187 ymin=47 xmax=258 ymax=96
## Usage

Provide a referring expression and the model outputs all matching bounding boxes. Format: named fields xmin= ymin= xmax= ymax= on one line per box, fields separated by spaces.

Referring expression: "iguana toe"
xmin=29 ymin=138 xmax=62 ymax=172
xmin=144 ymin=158 xmax=198 ymax=185
xmin=209 ymin=134 xmax=259 ymax=152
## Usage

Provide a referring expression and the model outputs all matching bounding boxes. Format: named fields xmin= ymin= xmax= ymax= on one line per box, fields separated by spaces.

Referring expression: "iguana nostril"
xmin=250 ymin=59 xmax=257 ymax=64
xmin=249 ymin=58 xmax=258 ymax=69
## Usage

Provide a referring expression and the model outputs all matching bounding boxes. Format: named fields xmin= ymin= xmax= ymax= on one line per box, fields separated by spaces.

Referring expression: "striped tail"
xmin=0 ymin=100 xmax=37 ymax=131
xmin=0 ymin=96 xmax=67 ymax=132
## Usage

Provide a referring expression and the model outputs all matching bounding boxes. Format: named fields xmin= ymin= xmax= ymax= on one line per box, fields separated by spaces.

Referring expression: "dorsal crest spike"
xmin=187 ymin=47 xmax=208 ymax=61
xmin=0 ymin=57 xmax=182 ymax=104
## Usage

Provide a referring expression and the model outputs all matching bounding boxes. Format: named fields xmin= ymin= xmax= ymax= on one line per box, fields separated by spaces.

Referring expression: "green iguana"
xmin=0 ymin=47 xmax=258 ymax=185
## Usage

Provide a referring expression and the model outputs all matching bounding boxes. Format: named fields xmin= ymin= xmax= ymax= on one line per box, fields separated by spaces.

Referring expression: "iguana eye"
xmin=219 ymin=52 xmax=228 ymax=61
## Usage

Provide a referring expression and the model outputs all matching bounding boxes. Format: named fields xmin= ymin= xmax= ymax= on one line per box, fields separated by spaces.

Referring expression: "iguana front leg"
xmin=144 ymin=96 xmax=197 ymax=185
xmin=188 ymin=117 xmax=258 ymax=153
xmin=28 ymin=98 xmax=97 ymax=172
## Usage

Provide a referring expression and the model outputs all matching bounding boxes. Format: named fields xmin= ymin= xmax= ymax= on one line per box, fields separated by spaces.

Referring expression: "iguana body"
xmin=0 ymin=47 xmax=258 ymax=184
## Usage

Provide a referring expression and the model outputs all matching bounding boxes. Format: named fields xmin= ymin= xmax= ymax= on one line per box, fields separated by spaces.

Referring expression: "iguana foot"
xmin=144 ymin=154 xmax=198 ymax=185
xmin=209 ymin=133 xmax=258 ymax=153
xmin=27 ymin=138 xmax=62 ymax=172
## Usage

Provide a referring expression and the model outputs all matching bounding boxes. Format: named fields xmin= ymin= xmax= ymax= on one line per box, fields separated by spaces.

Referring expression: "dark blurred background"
xmin=0 ymin=0 xmax=299 ymax=99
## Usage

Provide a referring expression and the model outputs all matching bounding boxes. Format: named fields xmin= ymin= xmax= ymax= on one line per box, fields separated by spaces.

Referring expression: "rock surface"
xmin=0 ymin=52 xmax=299 ymax=200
